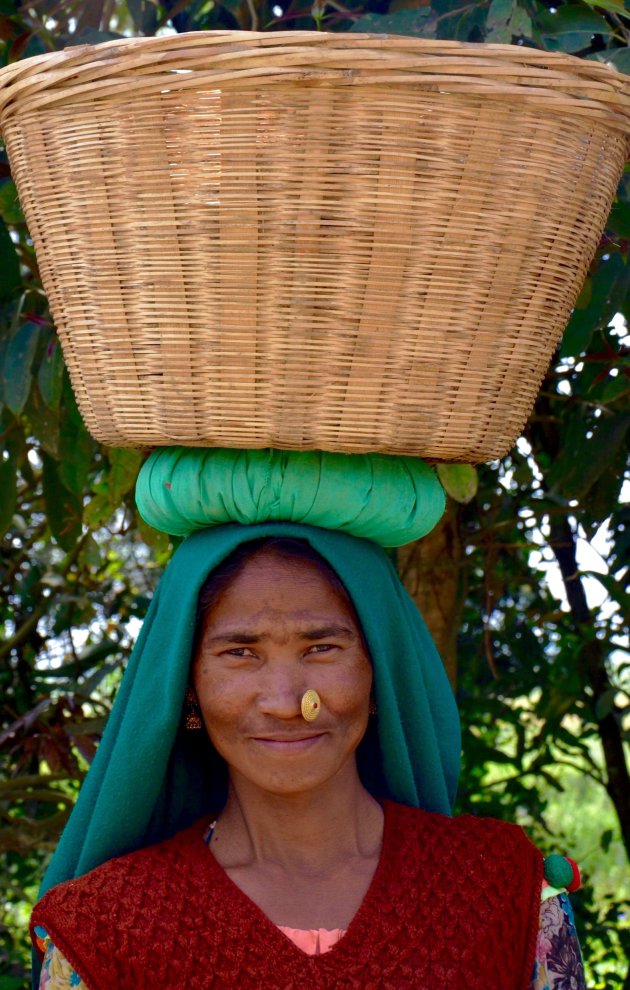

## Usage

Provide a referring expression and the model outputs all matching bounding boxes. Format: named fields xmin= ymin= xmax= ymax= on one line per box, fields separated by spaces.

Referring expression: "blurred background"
xmin=0 ymin=0 xmax=628 ymax=986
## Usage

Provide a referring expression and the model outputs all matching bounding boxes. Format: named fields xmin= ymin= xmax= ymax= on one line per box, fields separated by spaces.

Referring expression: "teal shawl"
xmin=34 ymin=522 xmax=460 ymax=983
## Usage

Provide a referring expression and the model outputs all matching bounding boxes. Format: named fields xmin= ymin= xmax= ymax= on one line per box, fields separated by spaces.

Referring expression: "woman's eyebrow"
xmin=301 ymin=625 xmax=356 ymax=641
xmin=204 ymin=624 xmax=356 ymax=644
xmin=204 ymin=631 xmax=260 ymax=645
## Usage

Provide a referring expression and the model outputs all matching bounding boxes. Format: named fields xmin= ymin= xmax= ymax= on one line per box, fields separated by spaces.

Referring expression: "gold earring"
xmin=301 ymin=689 xmax=321 ymax=722
xmin=185 ymin=687 xmax=203 ymax=731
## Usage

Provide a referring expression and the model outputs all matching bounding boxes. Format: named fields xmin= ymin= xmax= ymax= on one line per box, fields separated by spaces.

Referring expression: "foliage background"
xmin=0 ymin=0 xmax=628 ymax=987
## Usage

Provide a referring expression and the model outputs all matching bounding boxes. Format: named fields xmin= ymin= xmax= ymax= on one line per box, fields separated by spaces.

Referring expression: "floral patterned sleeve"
xmin=34 ymin=927 xmax=89 ymax=990
xmin=531 ymin=892 xmax=586 ymax=990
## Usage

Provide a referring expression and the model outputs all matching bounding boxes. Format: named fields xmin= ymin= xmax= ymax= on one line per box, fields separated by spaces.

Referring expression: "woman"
xmin=30 ymin=453 xmax=585 ymax=989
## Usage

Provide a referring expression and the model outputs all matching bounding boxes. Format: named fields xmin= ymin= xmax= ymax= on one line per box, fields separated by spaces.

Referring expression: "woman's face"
xmin=192 ymin=551 xmax=372 ymax=798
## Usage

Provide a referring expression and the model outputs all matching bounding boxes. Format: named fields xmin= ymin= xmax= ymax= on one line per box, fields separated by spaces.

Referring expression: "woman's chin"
xmin=235 ymin=758 xmax=348 ymax=798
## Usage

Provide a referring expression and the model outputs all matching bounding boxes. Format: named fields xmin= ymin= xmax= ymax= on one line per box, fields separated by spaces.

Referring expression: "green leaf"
xmin=24 ymin=384 xmax=60 ymax=458
xmin=34 ymin=641 xmax=118 ymax=679
xmin=75 ymin=661 xmax=120 ymax=699
xmin=574 ymin=277 xmax=592 ymax=309
xmin=606 ymin=200 xmax=630 ymax=238
xmin=137 ymin=515 xmax=171 ymax=556
xmin=486 ymin=0 xmax=513 ymax=39
xmin=581 ymin=570 xmax=630 ymax=615
xmin=38 ymin=336 xmax=65 ymax=409
xmin=78 ymin=533 xmax=103 ymax=570
xmin=2 ymin=321 xmax=39 ymax=415
xmin=63 ymin=29 xmax=125 ymax=45
xmin=42 ymin=452 xmax=83 ymax=550
xmin=549 ymin=411 xmax=630 ymax=501
xmin=83 ymin=449 xmax=141 ymax=529
xmin=107 ymin=448 xmax=142 ymax=502
xmin=0 ymin=333 xmax=8 ymax=407
xmin=589 ymin=47 xmax=630 ymax=74
xmin=600 ymin=827 xmax=614 ymax=852
xmin=215 ymin=0 xmax=241 ymax=14
xmin=77 ymin=640 xmax=121 ymax=668
xmin=437 ymin=464 xmax=479 ymax=503
xmin=350 ymin=8 xmax=436 ymax=36
xmin=507 ymin=6 xmax=531 ymax=37
xmin=486 ymin=0 xmax=532 ymax=42
xmin=581 ymin=442 xmax=626 ymax=530
xmin=581 ymin=0 xmax=625 ymax=12
xmin=599 ymin=374 xmax=630 ymax=404
xmin=0 ymin=217 xmax=20 ymax=301
xmin=0 ymin=444 xmax=17 ymax=536
xmin=431 ymin=0 xmax=487 ymax=40
xmin=539 ymin=769 xmax=564 ymax=792
xmin=125 ymin=0 xmax=158 ymax=34
xmin=0 ymin=976 xmax=29 ymax=990
xmin=21 ymin=33 xmax=50 ymax=59
xmin=537 ymin=5 xmax=611 ymax=52
xmin=58 ymin=377 xmax=94 ymax=496
xmin=83 ymin=487 xmax=117 ymax=530
xmin=561 ymin=254 xmax=629 ymax=357
xmin=594 ymin=686 xmax=617 ymax=720
xmin=0 ymin=180 xmax=23 ymax=225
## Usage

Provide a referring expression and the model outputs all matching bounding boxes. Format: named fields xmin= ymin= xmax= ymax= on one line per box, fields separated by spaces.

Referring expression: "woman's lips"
xmin=252 ymin=734 xmax=326 ymax=752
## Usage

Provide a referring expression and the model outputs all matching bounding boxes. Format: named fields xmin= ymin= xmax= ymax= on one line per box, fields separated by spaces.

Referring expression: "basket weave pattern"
xmin=1 ymin=32 xmax=629 ymax=459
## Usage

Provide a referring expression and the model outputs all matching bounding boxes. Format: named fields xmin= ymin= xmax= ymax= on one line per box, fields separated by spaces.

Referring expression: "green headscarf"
xmin=35 ymin=522 xmax=460 ymax=975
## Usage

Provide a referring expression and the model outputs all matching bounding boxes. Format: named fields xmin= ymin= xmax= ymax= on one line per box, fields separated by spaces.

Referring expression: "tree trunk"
xmin=549 ymin=515 xmax=630 ymax=860
xmin=397 ymin=499 xmax=464 ymax=689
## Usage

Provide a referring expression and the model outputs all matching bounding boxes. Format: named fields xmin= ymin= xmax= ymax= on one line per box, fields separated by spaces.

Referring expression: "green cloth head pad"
xmin=136 ymin=447 xmax=445 ymax=547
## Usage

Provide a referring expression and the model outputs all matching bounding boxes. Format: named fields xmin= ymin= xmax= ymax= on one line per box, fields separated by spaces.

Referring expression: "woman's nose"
xmin=258 ymin=677 xmax=306 ymax=719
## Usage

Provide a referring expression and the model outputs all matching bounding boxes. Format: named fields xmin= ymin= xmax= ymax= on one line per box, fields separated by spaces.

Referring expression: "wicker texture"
xmin=1 ymin=31 xmax=629 ymax=460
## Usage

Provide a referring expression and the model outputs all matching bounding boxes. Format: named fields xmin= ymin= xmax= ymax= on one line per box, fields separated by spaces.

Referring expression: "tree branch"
xmin=549 ymin=515 xmax=630 ymax=858
xmin=0 ymin=533 xmax=89 ymax=662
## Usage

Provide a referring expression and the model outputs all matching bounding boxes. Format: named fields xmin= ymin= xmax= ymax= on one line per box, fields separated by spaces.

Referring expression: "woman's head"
xmin=39 ymin=524 xmax=459 ymax=912
xmin=191 ymin=538 xmax=373 ymax=798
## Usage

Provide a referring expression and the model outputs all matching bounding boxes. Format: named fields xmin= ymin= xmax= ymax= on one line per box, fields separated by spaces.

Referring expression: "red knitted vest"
xmin=32 ymin=801 xmax=542 ymax=990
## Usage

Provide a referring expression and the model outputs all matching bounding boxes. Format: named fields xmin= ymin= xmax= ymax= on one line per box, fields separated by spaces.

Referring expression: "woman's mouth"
xmin=252 ymin=734 xmax=326 ymax=752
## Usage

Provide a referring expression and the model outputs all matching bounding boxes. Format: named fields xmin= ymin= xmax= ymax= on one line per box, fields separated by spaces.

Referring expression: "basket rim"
xmin=1 ymin=29 xmax=630 ymax=131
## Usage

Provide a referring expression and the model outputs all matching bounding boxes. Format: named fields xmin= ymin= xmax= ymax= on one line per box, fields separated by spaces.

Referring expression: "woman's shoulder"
xmin=31 ymin=816 xmax=219 ymax=978
xmin=385 ymin=800 xmax=541 ymax=858
xmin=34 ymin=816 xmax=211 ymax=915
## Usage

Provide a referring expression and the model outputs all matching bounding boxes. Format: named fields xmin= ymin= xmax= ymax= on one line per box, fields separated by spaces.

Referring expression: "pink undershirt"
xmin=278 ymin=926 xmax=345 ymax=955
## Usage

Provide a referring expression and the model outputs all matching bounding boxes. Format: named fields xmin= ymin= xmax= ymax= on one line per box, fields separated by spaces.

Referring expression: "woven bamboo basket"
xmin=1 ymin=31 xmax=629 ymax=460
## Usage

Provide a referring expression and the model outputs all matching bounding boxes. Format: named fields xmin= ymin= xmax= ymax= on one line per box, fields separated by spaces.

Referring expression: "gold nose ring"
xmin=301 ymin=689 xmax=321 ymax=722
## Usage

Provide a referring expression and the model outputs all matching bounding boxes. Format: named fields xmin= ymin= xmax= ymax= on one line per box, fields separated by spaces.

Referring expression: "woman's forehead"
xmin=200 ymin=551 xmax=365 ymax=638
xmin=205 ymin=555 xmax=355 ymax=615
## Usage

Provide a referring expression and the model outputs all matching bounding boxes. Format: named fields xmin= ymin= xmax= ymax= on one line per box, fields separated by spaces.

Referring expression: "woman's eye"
xmin=307 ymin=644 xmax=336 ymax=655
xmin=226 ymin=647 xmax=256 ymax=658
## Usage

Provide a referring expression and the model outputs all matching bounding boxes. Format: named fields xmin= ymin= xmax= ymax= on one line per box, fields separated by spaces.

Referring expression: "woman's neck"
xmin=213 ymin=765 xmax=384 ymax=878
